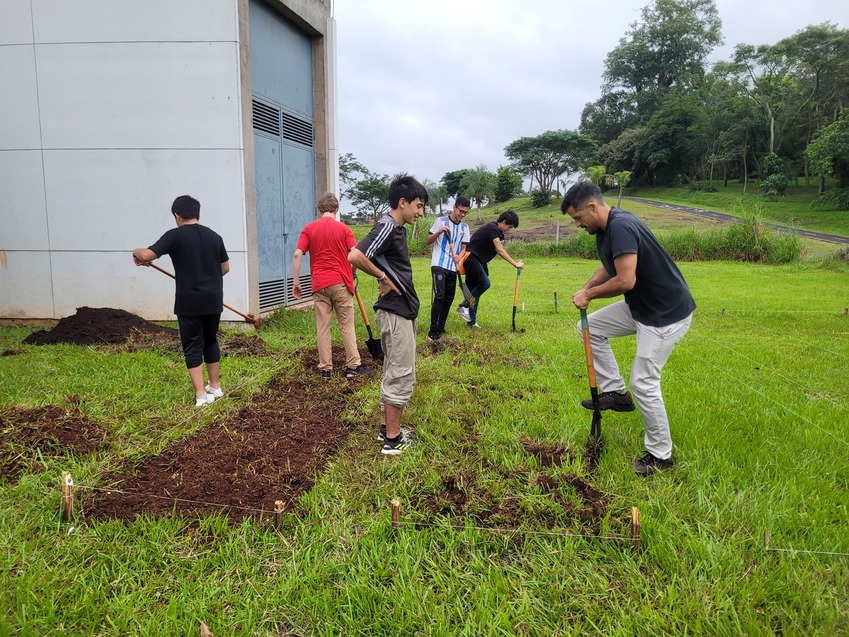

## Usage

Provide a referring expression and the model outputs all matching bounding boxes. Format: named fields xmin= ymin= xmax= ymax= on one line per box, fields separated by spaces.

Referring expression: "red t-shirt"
xmin=296 ymin=216 xmax=357 ymax=293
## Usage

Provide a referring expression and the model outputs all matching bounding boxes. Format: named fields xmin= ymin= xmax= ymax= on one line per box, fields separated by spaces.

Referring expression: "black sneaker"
xmin=581 ymin=390 xmax=635 ymax=412
xmin=381 ymin=433 xmax=416 ymax=455
xmin=631 ymin=451 xmax=674 ymax=475
xmin=427 ymin=332 xmax=441 ymax=341
xmin=320 ymin=370 xmax=331 ymax=379
xmin=345 ymin=365 xmax=373 ymax=379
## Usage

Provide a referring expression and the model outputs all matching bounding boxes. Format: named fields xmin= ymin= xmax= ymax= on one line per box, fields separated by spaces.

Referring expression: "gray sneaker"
xmin=377 ymin=425 xmax=412 ymax=441
xmin=581 ymin=390 xmax=635 ymax=412
xmin=456 ymin=305 xmax=471 ymax=322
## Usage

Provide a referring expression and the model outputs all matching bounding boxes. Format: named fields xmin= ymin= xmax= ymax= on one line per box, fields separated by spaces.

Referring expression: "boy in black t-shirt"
xmin=457 ymin=209 xmax=525 ymax=327
xmin=348 ymin=174 xmax=428 ymax=455
xmin=133 ymin=195 xmax=230 ymax=407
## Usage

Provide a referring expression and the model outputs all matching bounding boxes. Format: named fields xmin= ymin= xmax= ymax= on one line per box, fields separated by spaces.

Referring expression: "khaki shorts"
xmin=375 ymin=310 xmax=416 ymax=408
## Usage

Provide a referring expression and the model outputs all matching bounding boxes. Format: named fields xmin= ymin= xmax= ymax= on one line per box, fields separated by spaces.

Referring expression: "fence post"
xmin=391 ymin=499 xmax=400 ymax=536
xmin=61 ymin=471 xmax=74 ymax=521
xmin=631 ymin=507 xmax=641 ymax=551
xmin=274 ymin=500 xmax=285 ymax=531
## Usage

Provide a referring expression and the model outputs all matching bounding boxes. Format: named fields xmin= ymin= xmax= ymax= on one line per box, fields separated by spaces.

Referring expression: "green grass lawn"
xmin=2 ymin=257 xmax=848 ymax=635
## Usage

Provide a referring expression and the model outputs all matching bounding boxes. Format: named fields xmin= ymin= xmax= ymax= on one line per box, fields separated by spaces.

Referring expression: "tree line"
xmin=341 ymin=0 xmax=849 ymax=219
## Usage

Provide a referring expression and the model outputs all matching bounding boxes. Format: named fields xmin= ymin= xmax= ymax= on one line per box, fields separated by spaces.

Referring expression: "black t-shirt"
xmin=356 ymin=215 xmax=419 ymax=320
xmin=149 ymin=224 xmax=229 ymax=316
xmin=467 ymin=221 xmax=504 ymax=263
xmin=597 ymin=208 xmax=696 ymax=327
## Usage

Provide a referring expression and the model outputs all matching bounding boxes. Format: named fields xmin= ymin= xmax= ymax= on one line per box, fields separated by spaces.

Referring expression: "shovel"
xmin=446 ymin=238 xmax=475 ymax=307
xmin=512 ymin=268 xmax=522 ymax=332
xmin=353 ymin=275 xmax=384 ymax=361
xmin=145 ymin=262 xmax=262 ymax=328
xmin=580 ymin=308 xmax=602 ymax=443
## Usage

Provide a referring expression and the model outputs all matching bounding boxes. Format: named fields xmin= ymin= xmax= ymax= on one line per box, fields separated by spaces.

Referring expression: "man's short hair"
xmin=389 ymin=173 xmax=429 ymax=209
xmin=497 ymin=209 xmax=519 ymax=228
xmin=172 ymin=195 xmax=200 ymax=220
xmin=455 ymin=196 xmax=471 ymax=208
xmin=317 ymin=192 xmax=339 ymax=213
xmin=561 ymin=181 xmax=603 ymax=214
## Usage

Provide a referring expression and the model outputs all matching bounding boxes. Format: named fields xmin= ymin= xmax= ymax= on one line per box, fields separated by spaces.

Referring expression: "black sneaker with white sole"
xmin=381 ymin=433 xmax=416 ymax=455
xmin=631 ymin=451 xmax=674 ymax=475
xmin=345 ymin=365 xmax=374 ymax=379
xmin=581 ymin=390 xmax=635 ymax=412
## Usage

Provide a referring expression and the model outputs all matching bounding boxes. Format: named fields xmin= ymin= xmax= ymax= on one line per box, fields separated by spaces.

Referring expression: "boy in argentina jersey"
xmin=425 ymin=196 xmax=471 ymax=340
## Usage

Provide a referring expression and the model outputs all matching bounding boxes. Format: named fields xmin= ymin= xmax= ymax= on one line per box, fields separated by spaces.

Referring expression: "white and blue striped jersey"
xmin=429 ymin=216 xmax=470 ymax=271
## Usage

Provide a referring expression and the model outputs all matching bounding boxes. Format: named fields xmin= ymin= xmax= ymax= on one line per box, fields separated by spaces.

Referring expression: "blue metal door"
xmin=250 ymin=0 xmax=316 ymax=310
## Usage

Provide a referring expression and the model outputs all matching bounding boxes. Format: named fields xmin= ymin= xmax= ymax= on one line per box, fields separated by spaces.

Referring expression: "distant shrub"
xmin=759 ymin=173 xmax=789 ymax=198
xmin=530 ymin=188 xmax=551 ymax=208
xmin=811 ymin=188 xmax=849 ymax=211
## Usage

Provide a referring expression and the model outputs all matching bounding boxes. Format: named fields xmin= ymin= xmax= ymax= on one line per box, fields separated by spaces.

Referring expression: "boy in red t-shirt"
xmin=292 ymin=192 xmax=371 ymax=379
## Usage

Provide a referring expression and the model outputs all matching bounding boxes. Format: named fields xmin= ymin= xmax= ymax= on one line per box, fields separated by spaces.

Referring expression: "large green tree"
xmin=504 ymin=130 xmax=598 ymax=196
xmin=589 ymin=0 xmax=722 ymax=140
xmin=440 ymin=169 xmax=470 ymax=199
xmin=460 ymin=165 xmax=496 ymax=224
xmin=493 ymin=166 xmax=523 ymax=203
xmin=806 ymin=108 xmax=849 ymax=191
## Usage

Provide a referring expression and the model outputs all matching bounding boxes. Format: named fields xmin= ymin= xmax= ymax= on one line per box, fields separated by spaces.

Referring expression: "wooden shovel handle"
xmin=144 ymin=261 xmax=260 ymax=327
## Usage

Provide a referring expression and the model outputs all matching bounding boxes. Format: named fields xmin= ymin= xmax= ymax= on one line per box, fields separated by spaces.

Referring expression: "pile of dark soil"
xmin=0 ymin=405 xmax=107 ymax=479
xmin=85 ymin=346 xmax=376 ymax=522
xmin=23 ymin=307 xmax=176 ymax=346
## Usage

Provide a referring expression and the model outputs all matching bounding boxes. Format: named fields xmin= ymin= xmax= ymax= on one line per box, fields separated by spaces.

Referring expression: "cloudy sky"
xmin=333 ymin=0 xmax=849 ymax=187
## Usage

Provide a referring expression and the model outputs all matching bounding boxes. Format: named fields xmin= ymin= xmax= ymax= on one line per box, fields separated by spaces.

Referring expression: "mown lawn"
xmin=1 ymin=255 xmax=847 ymax=636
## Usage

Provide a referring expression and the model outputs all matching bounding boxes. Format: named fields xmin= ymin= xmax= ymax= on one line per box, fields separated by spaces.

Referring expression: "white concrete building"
xmin=0 ymin=0 xmax=337 ymax=321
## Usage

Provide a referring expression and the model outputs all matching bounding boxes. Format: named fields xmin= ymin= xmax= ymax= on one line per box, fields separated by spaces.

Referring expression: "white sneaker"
xmin=205 ymin=384 xmax=224 ymax=398
xmin=456 ymin=305 xmax=471 ymax=322
xmin=195 ymin=393 xmax=215 ymax=407
xmin=469 ymin=323 xmax=481 ymax=329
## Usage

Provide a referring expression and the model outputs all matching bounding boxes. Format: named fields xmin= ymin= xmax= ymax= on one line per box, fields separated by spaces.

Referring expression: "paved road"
xmin=622 ymin=196 xmax=849 ymax=246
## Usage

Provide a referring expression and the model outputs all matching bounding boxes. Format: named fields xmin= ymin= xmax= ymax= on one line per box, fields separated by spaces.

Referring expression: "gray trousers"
xmin=578 ymin=301 xmax=692 ymax=459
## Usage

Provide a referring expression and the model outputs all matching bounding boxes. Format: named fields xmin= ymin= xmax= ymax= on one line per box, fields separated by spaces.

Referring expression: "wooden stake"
xmin=844 ymin=307 xmax=848 ymax=316
xmin=391 ymin=499 xmax=400 ymax=536
xmin=631 ymin=507 xmax=641 ymax=551
xmin=764 ymin=528 xmax=770 ymax=550
xmin=274 ymin=500 xmax=285 ymax=531
xmin=555 ymin=221 xmax=560 ymax=246
xmin=60 ymin=471 xmax=74 ymax=521
xmin=554 ymin=291 xmax=558 ymax=313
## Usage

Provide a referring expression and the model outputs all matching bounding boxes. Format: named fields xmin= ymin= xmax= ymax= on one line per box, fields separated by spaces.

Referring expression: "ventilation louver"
xmin=252 ymin=100 xmax=279 ymax=136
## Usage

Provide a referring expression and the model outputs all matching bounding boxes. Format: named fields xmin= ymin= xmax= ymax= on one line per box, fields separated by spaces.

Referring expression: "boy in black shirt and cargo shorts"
xmin=133 ymin=195 xmax=230 ymax=407
xmin=348 ymin=174 xmax=428 ymax=454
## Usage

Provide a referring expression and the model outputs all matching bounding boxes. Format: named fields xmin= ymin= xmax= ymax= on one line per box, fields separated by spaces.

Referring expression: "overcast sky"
xmin=333 ymin=0 xmax=849 ymax=189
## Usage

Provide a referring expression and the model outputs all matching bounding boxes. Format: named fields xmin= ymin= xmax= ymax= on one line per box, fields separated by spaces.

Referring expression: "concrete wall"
xmin=0 ymin=0 xmax=248 ymax=321
xmin=0 ymin=0 xmax=334 ymax=322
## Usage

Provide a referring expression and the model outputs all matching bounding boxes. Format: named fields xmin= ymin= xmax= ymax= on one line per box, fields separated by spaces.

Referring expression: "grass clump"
xmin=660 ymin=213 xmax=801 ymax=263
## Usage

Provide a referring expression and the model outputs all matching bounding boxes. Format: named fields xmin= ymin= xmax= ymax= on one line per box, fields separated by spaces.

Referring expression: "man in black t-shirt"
xmin=457 ymin=209 xmax=524 ymax=328
xmin=562 ymin=182 xmax=695 ymax=476
xmin=349 ymin=174 xmax=428 ymax=455
xmin=133 ymin=195 xmax=230 ymax=407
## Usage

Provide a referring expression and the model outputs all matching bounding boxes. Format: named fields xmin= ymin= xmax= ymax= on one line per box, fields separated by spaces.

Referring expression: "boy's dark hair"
xmin=497 ymin=209 xmax=519 ymax=228
xmin=389 ymin=173 xmax=429 ymax=209
xmin=561 ymin=181 xmax=603 ymax=215
xmin=455 ymin=196 xmax=471 ymax=208
xmin=172 ymin=195 xmax=201 ymax=220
